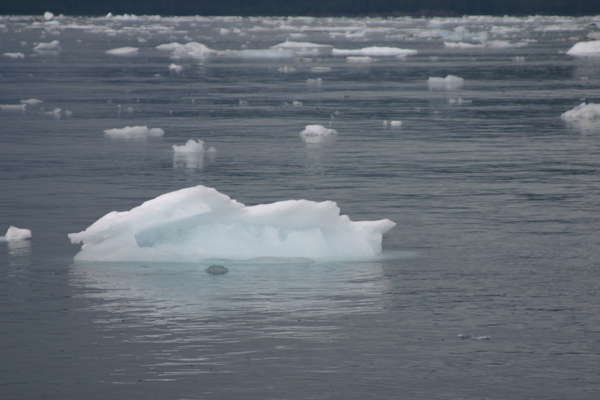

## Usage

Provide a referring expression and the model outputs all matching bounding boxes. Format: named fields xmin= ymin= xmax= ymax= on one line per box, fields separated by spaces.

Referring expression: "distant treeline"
xmin=2 ymin=0 xmax=600 ymax=17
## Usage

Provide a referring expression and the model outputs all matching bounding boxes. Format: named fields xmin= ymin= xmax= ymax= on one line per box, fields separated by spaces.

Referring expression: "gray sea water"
xmin=1 ymin=14 xmax=599 ymax=399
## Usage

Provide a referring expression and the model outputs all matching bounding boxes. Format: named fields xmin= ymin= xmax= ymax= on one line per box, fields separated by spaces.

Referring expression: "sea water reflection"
xmin=70 ymin=260 xmax=390 ymax=341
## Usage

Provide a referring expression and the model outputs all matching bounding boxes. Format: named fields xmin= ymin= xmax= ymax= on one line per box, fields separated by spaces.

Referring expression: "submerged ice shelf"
xmin=68 ymin=186 xmax=395 ymax=263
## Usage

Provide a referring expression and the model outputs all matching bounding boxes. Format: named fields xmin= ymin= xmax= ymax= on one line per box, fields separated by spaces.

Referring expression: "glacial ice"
xmin=172 ymin=139 xmax=216 ymax=153
xmin=105 ymin=47 xmax=139 ymax=55
xmin=561 ymin=103 xmax=600 ymax=132
xmin=33 ymin=40 xmax=61 ymax=51
xmin=68 ymin=185 xmax=395 ymax=263
xmin=332 ymin=46 xmax=417 ymax=57
xmin=428 ymin=75 xmax=465 ymax=91
xmin=0 ymin=226 xmax=32 ymax=241
xmin=566 ymin=41 xmax=600 ymax=56
xmin=104 ymin=126 xmax=165 ymax=139
xmin=299 ymin=125 xmax=338 ymax=136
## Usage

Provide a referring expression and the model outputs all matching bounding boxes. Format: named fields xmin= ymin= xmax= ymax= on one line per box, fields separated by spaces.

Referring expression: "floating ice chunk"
xmin=449 ymin=97 xmax=472 ymax=104
xmin=33 ymin=40 xmax=61 ymax=51
xmin=43 ymin=12 xmax=54 ymax=21
xmin=444 ymin=42 xmax=485 ymax=49
xmin=1 ymin=104 xmax=26 ymax=112
xmin=566 ymin=40 xmax=600 ymax=56
xmin=20 ymin=98 xmax=43 ymax=105
xmin=271 ymin=41 xmax=334 ymax=56
xmin=383 ymin=120 xmax=402 ymax=128
xmin=68 ymin=185 xmax=395 ymax=262
xmin=106 ymin=47 xmax=139 ymax=55
xmin=300 ymin=124 xmax=337 ymax=136
xmin=561 ymin=103 xmax=600 ymax=132
xmin=0 ymin=226 xmax=32 ymax=241
xmin=347 ymin=56 xmax=374 ymax=63
xmin=278 ymin=66 xmax=296 ymax=73
xmin=104 ymin=126 xmax=165 ymax=140
xmin=307 ymin=77 xmax=322 ymax=85
xmin=428 ymin=75 xmax=465 ymax=91
xmin=173 ymin=139 xmax=216 ymax=153
xmin=458 ymin=334 xmax=491 ymax=341
xmin=311 ymin=66 xmax=331 ymax=73
xmin=333 ymin=46 xmax=417 ymax=57
xmin=3 ymin=52 xmax=25 ymax=59
xmin=42 ymin=107 xmax=62 ymax=119
xmin=156 ymin=42 xmax=216 ymax=59
xmin=168 ymin=63 xmax=183 ymax=73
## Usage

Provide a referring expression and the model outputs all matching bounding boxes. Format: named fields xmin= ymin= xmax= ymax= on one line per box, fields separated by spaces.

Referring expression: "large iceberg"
xmin=68 ymin=186 xmax=395 ymax=263
xmin=566 ymin=41 xmax=600 ymax=56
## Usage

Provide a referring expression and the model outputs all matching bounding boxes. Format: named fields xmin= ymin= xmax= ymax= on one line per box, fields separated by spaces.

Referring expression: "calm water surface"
xmin=1 ymin=14 xmax=599 ymax=399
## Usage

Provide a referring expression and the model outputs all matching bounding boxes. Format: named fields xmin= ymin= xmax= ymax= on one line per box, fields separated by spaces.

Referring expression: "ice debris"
xmin=428 ymin=75 xmax=465 ymax=91
xmin=172 ymin=139 xmax=216 ymax=153
xmin=299 ymin=125 xmax=338 ymax=136
xmin=104 ymin=126 xmax=165 ymax=139
xmin=0 ymin=226 xmax=32 ymax=241
xmin=68 ymin=185 xmax=395 ymax=263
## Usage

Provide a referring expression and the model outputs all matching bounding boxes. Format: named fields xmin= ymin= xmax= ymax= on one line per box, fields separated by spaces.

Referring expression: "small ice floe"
xmin=332 ymin=46 xmax=417 ymax=57
xmin=566 ymin=40 xmax=600 ymax=56
xmin=513 ymin=56 xmax=525 ymax=62
xmin=43 ymin=11 xmax=54 ymax=21
xmin=172 ymin=139 xmax=216 ymax=153
xmin=561 ymin=103 xmax=600 ymax=133
xmin=428 ymin=75 xmax=465 ymax=91
xmin=1 ymin=104 xmax=27 ymax=113
xmin=347 ymin=56 xmax=375 ymax=63
xmin=311 ymin=66 xmax=331 ymax=73
xmin=3 ymin=52 xmax=25 ymax=59
xmin=42 ymin=107 xmax=63 ymax=119
xmin=0 ymin=226 xmax=32 ymax=241
xmin=156 ymin=42 xmax=217 ymax=59
xmin=103 ymin=126 xmax=165 ymax=140
xmin=278 ymin=66 xmax=296 ymax=73
xmin=168 ymin=63 xmax=183 ymax=73
xmin=383 ymin=120 xmax=402 ymax=128
xmin=458 ymin=334 xmax=491 ymax=341
xmin=307 ymin=77 xmax=323 ymax=85
xmin=300 ymin=124 xmax=338 ymax=136
xmin=448 ymin=97 xmax=472 ymax=104
xmin=206 ymin=265 xmax=228 ymax=275
xmin=105 ymin=47 xmax=139 ymax=56
xmin=20 ymin=98 xmax=43 ymax=105
xmin=270 ymin=41 xmax=334 ymax=57
xmin=34 ymin=40 xmax=61 ymax=52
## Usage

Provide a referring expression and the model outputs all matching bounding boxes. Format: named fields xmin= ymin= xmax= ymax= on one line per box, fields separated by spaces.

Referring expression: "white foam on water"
xmin=68 ymin=185 xmax=395 ymax=263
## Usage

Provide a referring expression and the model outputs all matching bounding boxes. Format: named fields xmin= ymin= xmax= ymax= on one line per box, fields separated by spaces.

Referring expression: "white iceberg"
xmin=4 ymin=52 xmax=25 ymax=59
xmin=270 ymin=41 xmax=334 ymax=56
xmin=299 ymin=124 xmax=337 ymax=136
xmin=561 ymin=103 xmax=600 ymax=132
xmin=172 ymin=139 xmax=216 ymax=153
xmin=566 ymin=41 xmax=600 ymax=56
xmin=68 ymin=185 xmax=395 ymax=263
xmin=105 ymin=46 xmax=139 ymax=55
xmin=33 ymin=40 xmax=61 ymax=51
xmin=428 ymin=75 xmax=465 ymax=91
xmin=332 ymin=46 xmax=417 ymax=57
xmin=168 ymin=63 xmax=183 ymax=73
xmin=156 ymin=42 xmax=217 ymax=59
xmin=103 ymin=126 xmax=164 ymax=139
xmin=0 ymin=226 xmax=32 ymax=241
